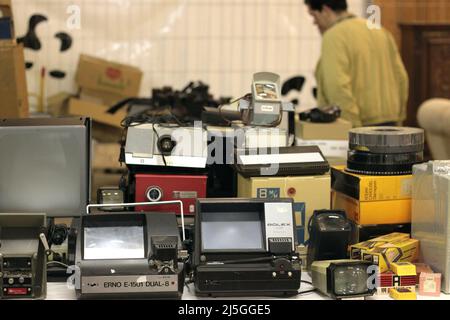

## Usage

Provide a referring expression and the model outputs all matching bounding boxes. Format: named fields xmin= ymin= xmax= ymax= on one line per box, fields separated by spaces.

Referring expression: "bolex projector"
xmin=193 ymin=198 xmax=302 ymax=297
xmin=73 ymin=212 xmax=186 ymax=299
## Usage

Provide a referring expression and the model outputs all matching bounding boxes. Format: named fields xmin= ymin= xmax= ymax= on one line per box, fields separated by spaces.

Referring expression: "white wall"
xmin=13 ymin=0 xmax=368 ymax=111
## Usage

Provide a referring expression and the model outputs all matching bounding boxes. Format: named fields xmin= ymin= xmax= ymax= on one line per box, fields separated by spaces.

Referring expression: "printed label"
xmin=82 ymin=275 xmax=178 ymax=294
xmin=264 ymin=202 xmax=295 ymax=251
xmin=257 ymin=188 xmax=280 ymax=199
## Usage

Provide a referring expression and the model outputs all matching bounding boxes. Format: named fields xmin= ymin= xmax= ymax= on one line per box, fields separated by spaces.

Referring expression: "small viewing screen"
xmin=201 ymin=212 xmax=264 ymax=251
xmin=334 ymin=265 xmax=369 ymax=296
xmin=255 ymin=83 xmax=278 ymax=100
xmin=84 ymin=226 xmax=145 ymax=260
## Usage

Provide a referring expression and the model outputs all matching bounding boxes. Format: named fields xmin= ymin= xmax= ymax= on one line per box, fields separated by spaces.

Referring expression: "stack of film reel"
xmin=346 ymin=127 xmax=425 ymax=175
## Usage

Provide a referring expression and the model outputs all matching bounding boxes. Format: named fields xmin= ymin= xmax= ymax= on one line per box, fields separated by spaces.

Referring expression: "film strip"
xmin=346 ymin=127 xmax=425 ymax=175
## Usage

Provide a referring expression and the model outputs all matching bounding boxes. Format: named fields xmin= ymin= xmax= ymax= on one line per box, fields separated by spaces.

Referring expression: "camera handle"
xmin=86 ymin=201 xmax=186 ymax=241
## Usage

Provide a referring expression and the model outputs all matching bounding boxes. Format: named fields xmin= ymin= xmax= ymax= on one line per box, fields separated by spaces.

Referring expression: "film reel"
xmin=349 ymin=127 xmax=424 ymax=154
xmin=346 ymin=150 xmax=424 ymax=175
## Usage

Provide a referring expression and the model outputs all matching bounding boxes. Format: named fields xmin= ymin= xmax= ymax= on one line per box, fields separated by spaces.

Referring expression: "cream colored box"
xmin=295 ymin=118 xmax=352 ymax=141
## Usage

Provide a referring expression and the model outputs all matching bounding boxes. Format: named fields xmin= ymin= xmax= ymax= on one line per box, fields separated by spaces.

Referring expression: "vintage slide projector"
xmin=124 ymin=123 xmax=208 ymax=169
xmin=311 ymin=260 xmax=376 ymax=299
xmin=74 ymin=205 xmax=186 ymax=299
xmin=346 ymin=127 xmax=424 ymax=175
xmin=0 ymin=213 xmax=48 ymax=299
xmin=193 ymin=198 xmax=302 ymax=297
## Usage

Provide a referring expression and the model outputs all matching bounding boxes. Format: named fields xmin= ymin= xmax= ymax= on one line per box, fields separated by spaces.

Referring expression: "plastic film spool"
xmin=349 ymin=127 xmax=425 ymax=154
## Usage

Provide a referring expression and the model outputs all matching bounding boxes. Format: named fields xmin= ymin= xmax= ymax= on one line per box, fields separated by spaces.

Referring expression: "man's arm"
xmin=320 ymin=33 xmax=362 ymax=127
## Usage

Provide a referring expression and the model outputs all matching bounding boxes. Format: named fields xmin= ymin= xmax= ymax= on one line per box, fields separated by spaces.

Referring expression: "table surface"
xmin=45 ymin=273 xmax=450 ymax=301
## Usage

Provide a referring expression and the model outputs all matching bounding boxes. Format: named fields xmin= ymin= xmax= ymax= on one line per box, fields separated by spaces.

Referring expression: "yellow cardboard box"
xmin=391 ymin=262 xmax=417 ymax=276
xmin=362 ymin=238 xmax=419 ymax=273
xmin=331 ymin=166 xmax=413 ymax=202
xmin=349 ymin=232 xmax=410 ymax=259
xmin=238 ymin=174 xmax=331 ymax=244
xmin=332 ymin=191 xmax=411 ymax=225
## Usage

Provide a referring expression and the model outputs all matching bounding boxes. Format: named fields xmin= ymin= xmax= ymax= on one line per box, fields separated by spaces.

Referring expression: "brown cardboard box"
xmin=93 ymin=142 xmax=122 ymax=170
xmin=80 ymin=88 xmax=125 ymax=108
xmin=76 ymin=54 xmax=143 ymax=98
xmin=68 ymin=98 xmax=126 ymax=143
xmin=68 ymin=98 xmax=127 ymax=128
xmin=295 ymin=118 xmax=352 ymax=140
xmin=0 ymin=43 xmax=29 ymax=118
xmin=47 ymin=92 xmax=72 ymax=117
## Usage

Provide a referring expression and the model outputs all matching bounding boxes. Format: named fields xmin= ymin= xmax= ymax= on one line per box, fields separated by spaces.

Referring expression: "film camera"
xmin=239 ymin=72 xmax=294 ymax=127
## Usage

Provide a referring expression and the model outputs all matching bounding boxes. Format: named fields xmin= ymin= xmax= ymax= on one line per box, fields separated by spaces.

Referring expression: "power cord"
xmin=47 ymin=261 xmax=70 ymax=269
xmin=297 ymin=288 xmax=317 ymax=295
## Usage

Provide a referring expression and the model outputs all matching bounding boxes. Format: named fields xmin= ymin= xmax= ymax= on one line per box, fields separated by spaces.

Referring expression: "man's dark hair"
xmin=304 ymin=0 xmax=348 ymax=12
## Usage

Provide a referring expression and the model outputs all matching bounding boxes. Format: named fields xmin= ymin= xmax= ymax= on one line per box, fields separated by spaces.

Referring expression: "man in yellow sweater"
xmin=305 ymin=0 xmax=409 ymax=127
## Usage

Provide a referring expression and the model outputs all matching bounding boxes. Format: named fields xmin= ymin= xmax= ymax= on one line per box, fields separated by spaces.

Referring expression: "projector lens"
xmin=158 ymin=135 xmax=176 ymax=155
xmin=334 ymin=265 xmax=368 ymax=296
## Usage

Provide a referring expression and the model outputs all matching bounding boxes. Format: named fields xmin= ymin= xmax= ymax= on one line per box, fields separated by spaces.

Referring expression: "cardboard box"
xmin=377 ymin=271 xmax=416 ymax=295
xmin=93 ymin=142 xmax=122 ymax=170
xmin=68 ymin=98 xmax=125 ymax=143
xmin=389 ymin=287 xmax=417 ymax=300
xmin=350 ymin=232 xmax=410 ymax=260
xmin=47 ymin=92 xmax=72 ymax=117
xmin=362 ymin=237 xmax=419 ymax=273
xmin=391 ymin=262 xmax=416 ymax=276
xmin=332 ymin=191 xmax=411 ymax=225
xmin=295 ymin=118 xmax=352 ymax=141
xmin=331 ymin=166 xmax=413 ymax=202
xmin=80 ymin=88 xmax=126 ymax=107
xmin=419 ymin=273 xmax=441 ymax=297
xmin=68 ymin=98 xmax=127 ymax=128
xmin=76 ymin=54 xmax=142 ymax=98
xmin=0 ymin=43 xmax=29 ymax=118
xmin=238 ymin=174 xmax=331 ymax=244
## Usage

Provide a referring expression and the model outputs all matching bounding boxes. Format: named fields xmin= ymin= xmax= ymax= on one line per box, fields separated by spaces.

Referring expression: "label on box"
xmin=296 ymin=138 xmax=348 ymax=158
xmin=424 ymin=278 xmax=437 ymax=293
xmin=257 ymin=187 xmax=281 ymax=199
xmin=264 ymin=202 xmax=295 ymax=251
